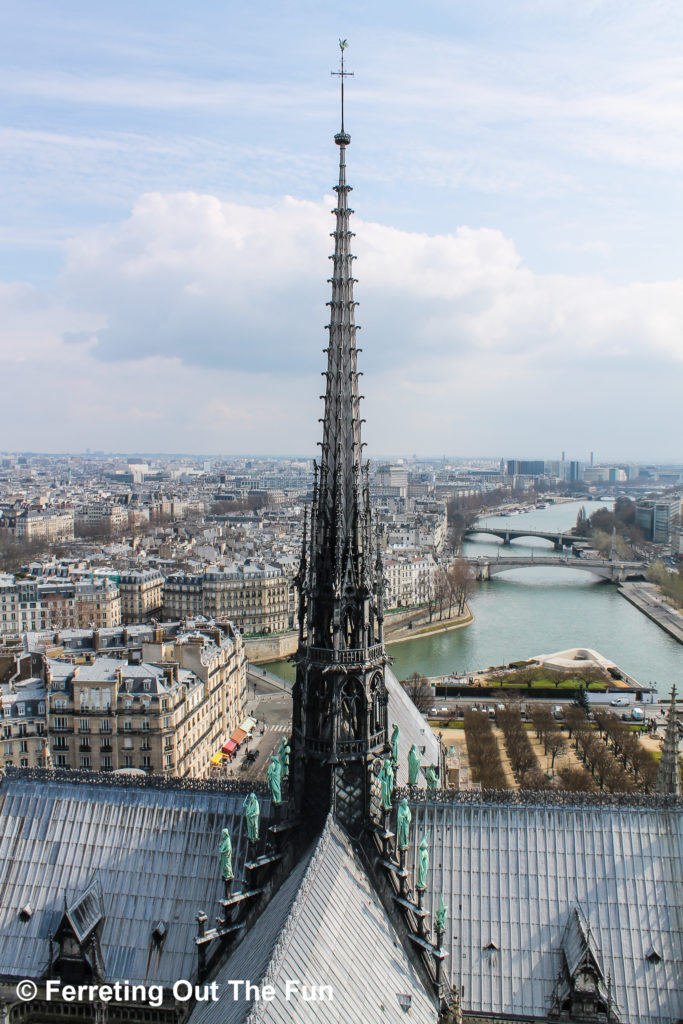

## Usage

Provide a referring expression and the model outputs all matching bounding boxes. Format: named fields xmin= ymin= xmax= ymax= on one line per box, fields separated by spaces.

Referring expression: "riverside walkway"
xmin=619 ymin=582 xmax=683 ymax=645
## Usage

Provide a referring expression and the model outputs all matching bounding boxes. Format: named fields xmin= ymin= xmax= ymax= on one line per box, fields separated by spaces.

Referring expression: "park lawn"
xmin=496 ymin=679 xmax=606 ymax=692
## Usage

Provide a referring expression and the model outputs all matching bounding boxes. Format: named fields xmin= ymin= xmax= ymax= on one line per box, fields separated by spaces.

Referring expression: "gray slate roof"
xmin=0 ymin=777 xmax=271 ymax=986
xmin=385 ymin=667 xmax=440 ymax=787
xmin=190 ymin=816 xmax=439 ymax=1024
xmin=407 ymin=798 xmax=683 ymax=1024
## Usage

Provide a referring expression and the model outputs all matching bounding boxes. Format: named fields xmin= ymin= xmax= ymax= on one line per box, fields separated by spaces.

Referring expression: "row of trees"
xmin=647 ymin=560 xmax=683 ymax=609
xmin=426 ymin=558 xmax=476 ymax=622
xmin=574 ymin=497 xmax=645 ymax=556
xmin=592 ymin=709 xmax=659 ymax=790
xmin=497 ymin=707 xmax=540 ymax=779
xmin=528 ymin=707 xmax=567 ymax=769
xmin=463 ymin=709 xmax=507 ymax=789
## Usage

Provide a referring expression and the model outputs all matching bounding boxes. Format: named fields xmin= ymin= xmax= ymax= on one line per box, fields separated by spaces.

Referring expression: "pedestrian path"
xmin=267 ymin=723 xmax=290 ymax=734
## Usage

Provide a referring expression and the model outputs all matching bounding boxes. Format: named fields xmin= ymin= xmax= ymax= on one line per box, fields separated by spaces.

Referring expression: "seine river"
xmin=269 ymin=500 xmax=681 ymax=696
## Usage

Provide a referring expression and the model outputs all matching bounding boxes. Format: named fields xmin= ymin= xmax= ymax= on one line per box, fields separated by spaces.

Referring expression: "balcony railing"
xmin=306 ymin=643 xmax=384 ymax=666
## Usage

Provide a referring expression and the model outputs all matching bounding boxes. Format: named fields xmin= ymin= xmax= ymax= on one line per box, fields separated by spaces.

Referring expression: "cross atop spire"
xmin=331 ymin=39 xmax=353 ymax=141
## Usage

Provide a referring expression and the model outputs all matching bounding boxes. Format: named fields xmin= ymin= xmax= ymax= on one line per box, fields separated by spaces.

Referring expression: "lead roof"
xmin=0 ymin=777 xmax=271 ymax=986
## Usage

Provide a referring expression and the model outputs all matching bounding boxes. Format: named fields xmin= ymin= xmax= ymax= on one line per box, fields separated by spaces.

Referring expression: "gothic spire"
xmin=656 ymin=685 xmax=681 ymax=796
xmin=306 ymin=40 xmax=371 ymax=651
xmin=291 ymin=45 xmax=388 ymax=830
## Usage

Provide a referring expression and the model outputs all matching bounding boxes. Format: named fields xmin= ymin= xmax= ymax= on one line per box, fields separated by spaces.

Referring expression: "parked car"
xmin=610 ymin=696 xmax=630 ymax=707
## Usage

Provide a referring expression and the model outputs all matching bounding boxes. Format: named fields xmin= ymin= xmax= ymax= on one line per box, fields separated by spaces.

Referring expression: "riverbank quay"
xmin=385 ymin=605 xmax=473 ymax=644
xmin=620 ymin=582 xmax=683 ymax=645
xmin=245 ymin=601 xmax=474 ymax=665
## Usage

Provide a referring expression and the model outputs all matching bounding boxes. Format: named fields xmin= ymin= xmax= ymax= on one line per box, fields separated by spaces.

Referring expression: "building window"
xmin=19 ymin=741 xmax=28 ymax=754
xmin=141 ymin=756 xmax=151 ymax=769
xmin=4 ymin=742 xmax=12 ymax=756
xmin=141 ymin=719 xmax=150 ymax=731
xmin=20 ymin=758 xmax=28 ymax=768
xmin=123 ymin=720 xmax=132 ymax=731
xmin=101 ymin=756 xmax=112 ymax=769
xmin=80 ymin=757 xmax=91 ymax=769
xmin=124 ymin=755 xmax=133 ymax=767
xmin=78 ymin=719 xmax=90 ymax=733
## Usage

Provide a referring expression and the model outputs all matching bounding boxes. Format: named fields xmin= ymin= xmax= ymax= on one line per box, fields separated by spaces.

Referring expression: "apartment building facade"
xmin=0 ymin=576 xmax=121 ymax=637
xmin=383 ymin=553 xmax=437 ymax=609
xmin=0 ymin=677 xmax=48 ymax=771
xmin=118 ymin=569 xmax=164 ymax=624
xmin=45 ymin=623 xmax=245 ymax=776
xmin=163 ymin=563 xmax=289 ymax=635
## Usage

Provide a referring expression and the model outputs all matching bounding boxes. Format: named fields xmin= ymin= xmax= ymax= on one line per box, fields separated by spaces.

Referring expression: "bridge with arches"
xmin=465 ymin=524 xmax=577 ymax=548
xmin=465 ymin=554 xmax=647 ymax=582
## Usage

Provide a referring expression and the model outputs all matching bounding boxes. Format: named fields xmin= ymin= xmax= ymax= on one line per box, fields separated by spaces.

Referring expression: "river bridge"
xmin=466 ymin=554 xmax=647 ymax=582
xmin=465 ymin=524 xmax=578 ymax=548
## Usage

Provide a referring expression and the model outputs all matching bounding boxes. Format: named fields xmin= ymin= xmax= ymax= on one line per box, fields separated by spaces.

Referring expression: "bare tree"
xmin=557 ymin=766 xmax=595 ymax=792
xmin=401 ymin=672 xmax=433 ymax=713
xmin=546 ymin=731 xmax=566 ymax=771
xmin=447 ymin=558 xmax=475 ymax=616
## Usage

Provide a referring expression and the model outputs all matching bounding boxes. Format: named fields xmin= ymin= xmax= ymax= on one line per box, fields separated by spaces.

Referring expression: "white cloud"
xmin=1 ymin=190 xmax=682 ymax=457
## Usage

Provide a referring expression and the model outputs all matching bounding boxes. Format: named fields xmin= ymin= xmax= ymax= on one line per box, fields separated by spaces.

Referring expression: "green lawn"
xmin=494 ymin=679 xmax=606 ymax=692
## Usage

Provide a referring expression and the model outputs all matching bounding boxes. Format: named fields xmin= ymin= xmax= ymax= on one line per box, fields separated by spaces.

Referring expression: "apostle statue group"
xmin=217 ymin=722 xmax=446 ymax=941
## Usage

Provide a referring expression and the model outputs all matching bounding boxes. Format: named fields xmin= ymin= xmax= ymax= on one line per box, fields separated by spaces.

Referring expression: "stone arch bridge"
xmin=465 ymin=524 xmax=578 ymax=549
xmin=466 ymin=554 xmax=647 ymax=582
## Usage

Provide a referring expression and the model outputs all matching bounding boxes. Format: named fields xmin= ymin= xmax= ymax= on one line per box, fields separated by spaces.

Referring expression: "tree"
xmin=546 ymin=731 xmax=566 ymax=770
xmin=575 ymin=506 xmax=590 ymax=536
xmin=401 ymin=672 xmax=433 ymax=713
xmin=574 ymin=685 xmax=590 ymax=715
xmin=521 ymin=768 xmax=552 ymax=790
xmin=557 ymin=766 xmax=595 ymax=792
xmin=447 ymin=558 xmax=475 ymax=617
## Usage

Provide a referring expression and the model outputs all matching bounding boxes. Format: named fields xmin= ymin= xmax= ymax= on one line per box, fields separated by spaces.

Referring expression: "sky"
xmin=1 ymin=0 xmax=683 ymax=461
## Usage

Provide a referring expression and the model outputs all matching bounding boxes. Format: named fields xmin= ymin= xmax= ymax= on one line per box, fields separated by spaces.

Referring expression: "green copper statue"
xmin=267 ymin=756 xmax=282 ymax=805
xmin=435 ymin=893 xmax=448 ymax=934
xmin=426 ymin=763 xmax=438 ymax=792
xmin=243 ymin=791 xmax=260 ymax=842
xmin=396 ymin=798 xmax=411 ymax=851
xmin=378 ymin=757 xmax=394 ymax=811
xmin=278 ymin=737 xmax=290 ymax=780
xmin=390 ymin=723 xmax=399 ymax=764
xmin=219 ymin=827 xmax=233 ymax=882
xmin=408 ymin=744 xmax=421 ymax=786
xmin=416 ymin=831 xmax=430 ymax=891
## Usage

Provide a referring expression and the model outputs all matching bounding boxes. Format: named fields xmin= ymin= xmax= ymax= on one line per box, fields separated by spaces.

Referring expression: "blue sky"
xmin=2 ymin=1 xmax=682 ymax=459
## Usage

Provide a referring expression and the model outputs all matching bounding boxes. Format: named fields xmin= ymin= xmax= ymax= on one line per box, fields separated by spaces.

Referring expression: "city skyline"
xmin=2 ymin=1 xmax=683 ymax=458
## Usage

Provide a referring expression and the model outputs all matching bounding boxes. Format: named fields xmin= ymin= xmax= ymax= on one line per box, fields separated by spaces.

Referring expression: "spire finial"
xmin=331 ymin=39 xmax=353 ymax=142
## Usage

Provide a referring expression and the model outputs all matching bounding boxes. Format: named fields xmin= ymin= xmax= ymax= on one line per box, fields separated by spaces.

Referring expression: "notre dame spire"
xmin=292 ymin=42 xmax=388 ymax=831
